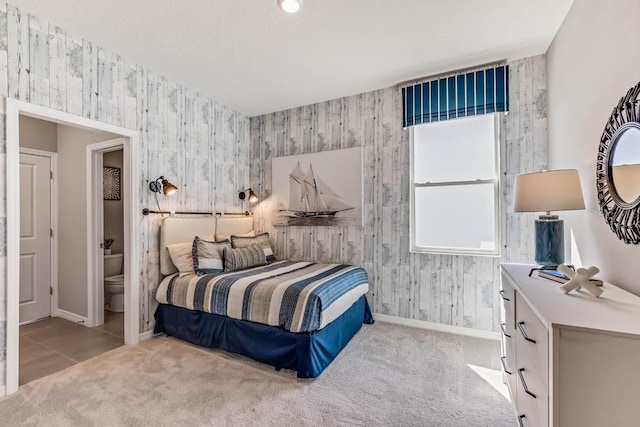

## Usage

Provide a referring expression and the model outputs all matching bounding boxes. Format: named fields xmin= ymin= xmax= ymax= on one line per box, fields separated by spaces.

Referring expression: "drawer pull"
xmin=499 ymin=289 xmax=510 ymax=301
xmin=500 ymin=356 xmax=512 ymax=375
xmin=518 ymin=368 xmax=537 ymax=399
xmin=518 ymin=415 xmax=526 ymax=427
xmin=517 ymin=321 xmax=537 ymax=344
xmin=500 ymin=322 xmax=511 ymax=338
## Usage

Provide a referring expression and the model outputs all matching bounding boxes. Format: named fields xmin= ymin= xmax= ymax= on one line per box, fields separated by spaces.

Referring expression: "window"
xmin=410 ymin=114 xmax=500 ymax=256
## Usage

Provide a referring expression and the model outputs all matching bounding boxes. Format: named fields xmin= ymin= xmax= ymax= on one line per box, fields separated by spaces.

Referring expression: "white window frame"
xmin=409 ymin=113 xmax=501 ymax=257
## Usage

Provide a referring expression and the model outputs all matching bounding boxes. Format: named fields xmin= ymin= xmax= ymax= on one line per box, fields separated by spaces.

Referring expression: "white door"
xmin=19 ymin=152 xmax=52 ymax=323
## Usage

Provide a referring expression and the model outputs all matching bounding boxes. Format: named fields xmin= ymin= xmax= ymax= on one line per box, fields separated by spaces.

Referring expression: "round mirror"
xmin=596 ymin=81 xmax=640 ymax=244
xmin=611 ymin=125 xmax=640 ymax=203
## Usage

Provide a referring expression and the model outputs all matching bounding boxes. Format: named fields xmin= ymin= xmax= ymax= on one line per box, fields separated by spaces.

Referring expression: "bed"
xmin=153 ymin=216 xmax=373 ymax=378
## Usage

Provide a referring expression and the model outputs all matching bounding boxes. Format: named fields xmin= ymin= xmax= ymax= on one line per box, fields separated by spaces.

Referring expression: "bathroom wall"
xmin=19 ymin=115 xmax=57 ymax=152
xmin=103 ymin=149 xmax=124 ymax=256
xmin=57 ymin=125 xmax=118 ymax=317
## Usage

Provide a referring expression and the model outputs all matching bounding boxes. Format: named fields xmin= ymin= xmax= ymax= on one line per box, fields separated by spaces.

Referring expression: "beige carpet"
xmin=0 ymin=322 xmax=514 ymax=426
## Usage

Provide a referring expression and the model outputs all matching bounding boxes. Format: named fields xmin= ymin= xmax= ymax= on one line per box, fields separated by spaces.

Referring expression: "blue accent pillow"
xmin=192 ymin=237 xmax=230 ymax=275
xmin=223 ymin=245 xmax=267 ymax=272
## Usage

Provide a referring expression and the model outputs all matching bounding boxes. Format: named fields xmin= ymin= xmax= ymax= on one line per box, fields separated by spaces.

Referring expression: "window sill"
xmin=410 ymin=247 xmax=501 ymax=258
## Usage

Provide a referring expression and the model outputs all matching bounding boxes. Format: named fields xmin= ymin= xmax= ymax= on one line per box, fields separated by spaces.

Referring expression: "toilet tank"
xmin=104 ymin=253 xmax=124 ymax=277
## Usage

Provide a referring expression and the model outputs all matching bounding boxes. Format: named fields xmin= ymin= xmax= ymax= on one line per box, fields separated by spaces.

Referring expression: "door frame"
xmin=18 ymin=148 xmax=58 ymax=322
xmin=87 ymin=139 xmax=124 ymax=328
xmin=6 ymin=98 xmax=141 ymax=396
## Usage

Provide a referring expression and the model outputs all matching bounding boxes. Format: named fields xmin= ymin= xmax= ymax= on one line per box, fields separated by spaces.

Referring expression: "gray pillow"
xmin=223 ymin=245 xmax=267 ymax=272
xmin=192 ymin=237 xmax=231 ymax=275
xmin=230 ymin=232 xmax=275 ymax=262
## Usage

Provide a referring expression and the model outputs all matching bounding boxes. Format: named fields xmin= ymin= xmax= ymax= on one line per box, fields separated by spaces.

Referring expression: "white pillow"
xmin=166 ymin=235 xmax=214 ymax=277
xmin=167 ymin=242 xmax=195 ymax=277
xmin=216 ymin=230 xmax=254 ymax=242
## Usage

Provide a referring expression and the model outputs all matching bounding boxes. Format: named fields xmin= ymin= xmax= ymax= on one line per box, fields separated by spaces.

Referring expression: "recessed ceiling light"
xmin=277 ymin=0 xmax=302 ymax=14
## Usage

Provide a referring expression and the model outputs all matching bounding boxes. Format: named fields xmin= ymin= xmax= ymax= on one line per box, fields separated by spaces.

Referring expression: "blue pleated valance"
xmin=401 ymin=65 xmax=509 ymax=127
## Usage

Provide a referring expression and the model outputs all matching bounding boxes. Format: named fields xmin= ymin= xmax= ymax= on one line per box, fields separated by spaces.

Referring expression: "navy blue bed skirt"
xmin=154 ymin=295 xmax=374 ymax=378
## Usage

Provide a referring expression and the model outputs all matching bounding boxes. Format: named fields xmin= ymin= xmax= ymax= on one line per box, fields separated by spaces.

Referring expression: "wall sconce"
xmin=239 ymin=188 xmax=259 ymax=204
xmin=150 ymin=176 xmax=178 ymax=217
xmin=150 ymin=176 xmax=178 ymax=196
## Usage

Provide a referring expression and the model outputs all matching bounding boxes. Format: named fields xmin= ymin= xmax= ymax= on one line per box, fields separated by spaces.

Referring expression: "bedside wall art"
xmin=272 ymin=147 xmax=363 ymax=226
xmin=104 ymin=166 xmax=121 ymax=200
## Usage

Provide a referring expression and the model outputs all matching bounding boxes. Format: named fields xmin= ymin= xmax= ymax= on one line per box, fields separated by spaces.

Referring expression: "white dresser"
xmin=500 ymin=263 xmax=640 ymax=427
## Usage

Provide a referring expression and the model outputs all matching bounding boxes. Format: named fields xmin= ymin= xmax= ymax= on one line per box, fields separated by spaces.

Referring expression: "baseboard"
xmin=373 ymin=313 xmax=500 ymax=341
xmin=139 ymin=330 xmax=160 ymax=342
xmin=54 ymin=309 xmax=89 ymax=325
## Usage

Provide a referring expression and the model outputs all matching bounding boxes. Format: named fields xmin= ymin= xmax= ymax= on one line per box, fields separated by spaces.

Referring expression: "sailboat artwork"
xmin=272 ymin=147 xmax=363 ymax=226
xmin=283 ymin=162 xmax=354 ymax=218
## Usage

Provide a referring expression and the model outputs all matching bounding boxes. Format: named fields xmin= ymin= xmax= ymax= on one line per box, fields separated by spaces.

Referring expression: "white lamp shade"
xmin=514 ymin=169 xmax=585 ymax=213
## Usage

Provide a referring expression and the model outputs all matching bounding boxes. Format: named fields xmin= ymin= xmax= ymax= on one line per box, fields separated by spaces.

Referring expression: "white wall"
xmin=56 ymin=125 xmax=117 ymax=317
xmin=103 ymin=150 xmax=124 ymax=255
xmin=19 ymin=115 xmax=57 ymax=152
xmin=546 ymin=0 xmax=640 ymax=290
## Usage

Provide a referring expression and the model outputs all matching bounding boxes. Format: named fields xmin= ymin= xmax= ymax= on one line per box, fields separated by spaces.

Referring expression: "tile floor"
xmin=19 ymin=310 xmax=124 ymax=386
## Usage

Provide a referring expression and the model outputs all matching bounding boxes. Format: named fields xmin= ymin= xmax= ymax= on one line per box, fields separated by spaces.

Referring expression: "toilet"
xmin=104 ymin=253 xmax=125 ymax=312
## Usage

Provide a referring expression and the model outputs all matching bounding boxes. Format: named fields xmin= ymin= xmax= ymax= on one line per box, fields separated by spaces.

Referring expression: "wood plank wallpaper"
xmin=249 ymin=55 xmax=547 ymax=333
xmin=0 ymin=2 xmax=250 ymax=381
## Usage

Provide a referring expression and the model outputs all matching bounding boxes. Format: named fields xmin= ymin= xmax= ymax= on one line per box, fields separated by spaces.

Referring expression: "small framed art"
xmin=103 ymin=166 xmax=121 ymax=200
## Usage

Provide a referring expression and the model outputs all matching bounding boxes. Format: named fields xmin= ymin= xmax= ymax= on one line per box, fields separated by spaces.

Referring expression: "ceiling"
xmin=10 ymin=0 xmax=574 ymax=117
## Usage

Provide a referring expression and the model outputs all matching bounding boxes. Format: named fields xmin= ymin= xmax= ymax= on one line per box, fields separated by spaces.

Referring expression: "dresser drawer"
xmin=500 ymin=329 xmax=516 ymax=368
xmin=516 ymin=311 xmax=549 ymax=427
xmin=500 ymin=277 xmax=518 ymax=403
xmin=513 ymin=324 xmax=549 ymax=427
xmin=515 ymin=293 xmax=549 ymax=389
xmin=499 ymin=276 xmax=515 ymax=334
xmin=515 ymin=369 xmax=549 ymax=427
xmin=501 ymin=339 xmax=517 ymax=402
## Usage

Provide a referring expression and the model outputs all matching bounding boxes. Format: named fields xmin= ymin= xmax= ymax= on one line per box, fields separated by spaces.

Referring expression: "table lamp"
xmin=514 ymin=169 xmax=585 ymax=267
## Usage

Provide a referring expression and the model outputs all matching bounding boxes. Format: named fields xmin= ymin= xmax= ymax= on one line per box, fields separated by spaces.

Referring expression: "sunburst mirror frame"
xmin=596 ymin=81 xmax=640 ymax=244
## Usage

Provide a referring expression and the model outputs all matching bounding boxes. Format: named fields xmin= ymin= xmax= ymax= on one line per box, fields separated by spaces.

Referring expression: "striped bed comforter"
xmin=155 ymin=260 xmax=369 ymax=333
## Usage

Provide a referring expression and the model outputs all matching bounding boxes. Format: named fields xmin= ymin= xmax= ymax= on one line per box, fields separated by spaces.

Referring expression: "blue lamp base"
xmin=535 ymin=215 xmax=564 ymax=267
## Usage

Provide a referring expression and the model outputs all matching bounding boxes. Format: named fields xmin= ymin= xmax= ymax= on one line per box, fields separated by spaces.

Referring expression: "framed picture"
xmin=272 ymin=147 xmax=363 ymax=226
xmin=103 ymin=166 xmax=121 ymax=200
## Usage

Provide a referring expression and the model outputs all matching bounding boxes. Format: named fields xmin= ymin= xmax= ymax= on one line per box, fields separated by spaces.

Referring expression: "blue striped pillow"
xmin=223 ymin=245 xmax=267 ymax=272
xmin=192 ymin=237 xmax=230 ymax=275
xmin=230 ymin=232 xmax=276 ymax=262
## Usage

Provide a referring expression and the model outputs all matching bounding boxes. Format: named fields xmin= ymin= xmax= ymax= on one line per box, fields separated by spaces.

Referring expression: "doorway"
xmin=6 ymin=99 xmax=141 ymax=396
xmin=88 ymin=140 xmax=126 ymax=327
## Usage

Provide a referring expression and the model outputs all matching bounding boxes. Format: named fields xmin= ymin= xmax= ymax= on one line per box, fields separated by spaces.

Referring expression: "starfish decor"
xmin=557 ymin=264 xmax=603 ymax=297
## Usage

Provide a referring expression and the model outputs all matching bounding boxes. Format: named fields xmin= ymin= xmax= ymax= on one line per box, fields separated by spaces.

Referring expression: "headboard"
xmin=216 ymin=217 xmax=254 ymax=240
xmin=159 ymin=216 xmax=254 ymax=275
xmin=160 ymin=217 xmax=215 ymax=275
